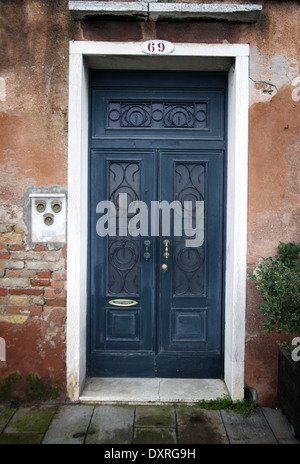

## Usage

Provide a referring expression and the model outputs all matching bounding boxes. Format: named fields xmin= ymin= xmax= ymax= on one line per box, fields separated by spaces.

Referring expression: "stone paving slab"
xmin=135 ymin=405 xmax=176 ymax=428
xmin=0 ymin=405 xmax=56 ymax=445
xmin=86 ymin=404 xmax=135 ymax=444
xmin=42 ymin=404 xmax=94 ymax=444
xmin=0 ymin=405 xmax=15 ymax=433
xmin=0 ymin=403 xmax=299 ymax=445
xmin=133 ymin=427 xmax=177 ymax=444
xmin=176 ymin=406 xmax=229 ymax=444
xmin=220 ymin=408 xmax=278 ymax=444
xmin=134 ymin=405 xmax=177 ymax=445
xmin=261 ymin=407 xmax=300 ymax=444
xmin=4 ymin=405 xmax=55 ymax=434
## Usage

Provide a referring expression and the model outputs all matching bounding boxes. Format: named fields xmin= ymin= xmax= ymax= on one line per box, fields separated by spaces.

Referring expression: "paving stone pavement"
xmin=0 ymin=403 xmax=299 ymax=445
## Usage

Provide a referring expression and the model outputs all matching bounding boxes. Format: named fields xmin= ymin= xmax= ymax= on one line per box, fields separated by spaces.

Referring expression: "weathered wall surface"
xmin=0 ymin=0 xmax=299 ymax=404
xmin=0 ymin=0 xmax=77 ymax=397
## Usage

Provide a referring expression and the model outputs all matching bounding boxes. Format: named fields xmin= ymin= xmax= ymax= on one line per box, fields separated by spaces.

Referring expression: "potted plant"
xmin=248 ymin=242 xmax=300 ymax=438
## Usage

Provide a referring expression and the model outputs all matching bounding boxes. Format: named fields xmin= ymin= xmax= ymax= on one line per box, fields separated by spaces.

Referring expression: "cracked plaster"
xmin=249 ymin=45 xmax=300 ymax=103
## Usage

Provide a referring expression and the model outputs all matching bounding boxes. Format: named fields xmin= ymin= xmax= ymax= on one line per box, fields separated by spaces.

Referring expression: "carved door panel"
xmin=89 ymin=151 xmax=157 ymax=376
xmin=157 ymin=152 xmax=224 ymax=377
xmin=88 ymin=70 xmax=226 ymax=378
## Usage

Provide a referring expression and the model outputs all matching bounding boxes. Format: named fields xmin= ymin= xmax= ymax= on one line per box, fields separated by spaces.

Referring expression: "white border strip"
xmin=67 ymin=41 xmax=249 ymax=402
xmin=70 ymin=40 xmax=249 ymax=57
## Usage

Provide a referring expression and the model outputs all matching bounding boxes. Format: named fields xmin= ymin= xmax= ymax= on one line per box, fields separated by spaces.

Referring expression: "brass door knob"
xmin=161 ymin=264 xmax=168 ymax=271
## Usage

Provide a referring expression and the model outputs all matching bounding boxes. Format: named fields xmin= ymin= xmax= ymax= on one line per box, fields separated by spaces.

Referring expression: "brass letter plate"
xmin=108 ymin=299 xmax=138 ymax=307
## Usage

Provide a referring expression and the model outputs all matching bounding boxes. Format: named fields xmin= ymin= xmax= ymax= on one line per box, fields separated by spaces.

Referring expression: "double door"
xmin=88 ymin=70 xmax=227 ymax=378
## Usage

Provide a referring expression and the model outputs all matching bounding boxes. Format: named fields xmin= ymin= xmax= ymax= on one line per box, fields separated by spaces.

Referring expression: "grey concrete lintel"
xmin=68 ymin=1 xmax=149 ymax=21
xmin=149 ymin=3 xmax=263 ymax=23
xmin=68 ymin=1 xmax=263 ymax=23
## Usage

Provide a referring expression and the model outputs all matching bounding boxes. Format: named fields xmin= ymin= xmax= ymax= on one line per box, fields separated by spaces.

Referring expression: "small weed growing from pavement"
xmin=198 ymin=395 xmax=255 ymax=415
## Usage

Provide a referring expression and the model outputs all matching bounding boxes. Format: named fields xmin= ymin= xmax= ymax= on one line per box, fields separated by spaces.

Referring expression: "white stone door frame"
xmin=67 ymin=41 xmax=249 ymax=402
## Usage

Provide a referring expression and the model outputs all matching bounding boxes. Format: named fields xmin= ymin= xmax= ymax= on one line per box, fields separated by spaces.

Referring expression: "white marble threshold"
xmin=79 ymin=378 xmax=229 ymax=404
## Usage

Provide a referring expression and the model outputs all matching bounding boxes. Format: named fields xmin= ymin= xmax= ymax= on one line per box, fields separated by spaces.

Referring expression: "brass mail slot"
xmin=108 ymin=299 xmax=138 ymax=307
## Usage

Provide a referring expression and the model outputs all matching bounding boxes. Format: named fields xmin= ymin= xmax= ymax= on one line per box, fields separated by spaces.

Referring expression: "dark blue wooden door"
xmin=88 ymin=70 xmax=226 ymax=378
xmin=157 ymin=152 xmax=224 ymax=377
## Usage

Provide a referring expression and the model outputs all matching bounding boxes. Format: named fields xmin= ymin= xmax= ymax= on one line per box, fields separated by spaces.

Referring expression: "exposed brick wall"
xmin=0 ymin=228 xmax=66 ymax=313
xmin=0 ymin=222 xmax=66 ymax=394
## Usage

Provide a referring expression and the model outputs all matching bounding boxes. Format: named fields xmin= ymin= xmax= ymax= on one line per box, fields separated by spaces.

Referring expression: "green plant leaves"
xmin=198 ymin=395 xmax=255 ymax=415
xmin=0 ymin=372 xmax=61 ymax=402
xmin=248 ymin=242 xmax=300 ymax=338
xmin=26 ymin=373 xmax=61 ymax=401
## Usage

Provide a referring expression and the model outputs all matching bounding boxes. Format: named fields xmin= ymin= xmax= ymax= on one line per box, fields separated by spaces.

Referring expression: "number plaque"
xmin=140 ymin=40 xmax=175 ymax=56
